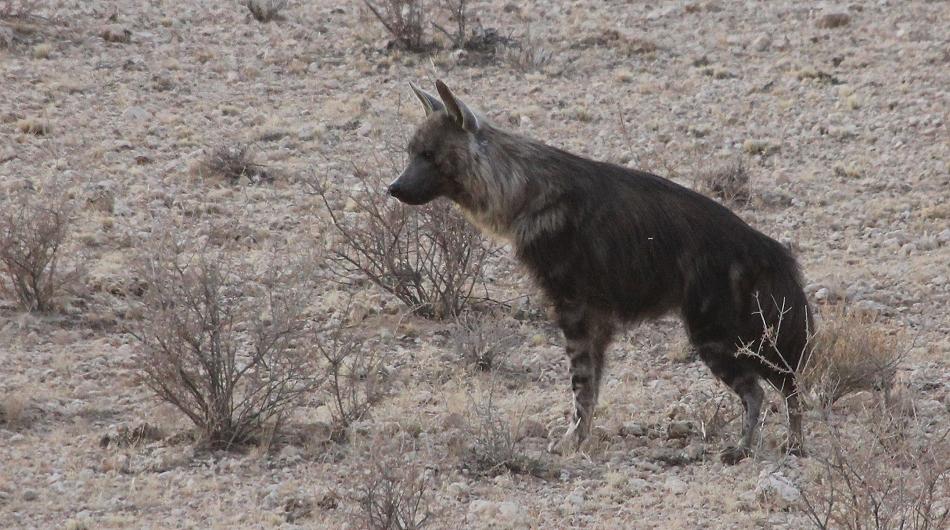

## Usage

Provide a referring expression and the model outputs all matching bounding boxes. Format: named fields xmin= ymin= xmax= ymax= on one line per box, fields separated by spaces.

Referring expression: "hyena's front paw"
xmin=547 ymin=418 xmax=588 ymax=455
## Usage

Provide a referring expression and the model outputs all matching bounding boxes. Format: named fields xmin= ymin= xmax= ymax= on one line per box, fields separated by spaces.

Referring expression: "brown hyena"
xmin=388 ymin=80 xmax=813 ymax=464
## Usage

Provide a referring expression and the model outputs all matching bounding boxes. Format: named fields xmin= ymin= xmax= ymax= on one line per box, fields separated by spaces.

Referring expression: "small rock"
xmin=496 ymin=501 xmax=528 ymax=525
xmin=743 ymin=138 xmax=780 ymax=156
xmin=100 ymin=24 xmax=132 ymax=43
xmin=283 ymin=497 xmax=313 ymax=523
xmin=446 ymin=481 xmax=469 ymax=500
xmin=518 ymin=419 xmax=548 ymax=439
xmin=755 ymin=470 xmax=801 ymax=510
xmin=468 ymin=500 xmax=529 ymax=529
xmin=816 ymin=13 xmax=851 ymax=29
xmin=664 ymin=476 xmax=688 ymax=495
xmin=752 ymin=34 xmax=771 ymax=51
xmin=563 ymin=489 xmax=585 ymax=512
xmin=298 ymin=126 xmax=318 ymax=141
xmin=22 ymin=490 xmax=38 ymax=501
xmin=621 ymin=422 xmax=647 ymax=437
xmin=84 ymin=181 xmax=116 ymax=214
xmin=277 ymin=444 xmax=302 ymax=463
xmin=667 ymin=421 xmax=693 ymax=439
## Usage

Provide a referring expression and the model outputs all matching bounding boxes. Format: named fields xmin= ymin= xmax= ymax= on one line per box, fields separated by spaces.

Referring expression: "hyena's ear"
xmin=435 ymin=79 xmax=480 ymax=132
xmin=409 ymin=81 xmax=444 ymax=117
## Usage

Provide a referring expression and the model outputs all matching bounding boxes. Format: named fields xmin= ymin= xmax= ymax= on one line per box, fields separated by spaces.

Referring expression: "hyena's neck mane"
xmin=457 ymin=125 xmax=572 ymax=244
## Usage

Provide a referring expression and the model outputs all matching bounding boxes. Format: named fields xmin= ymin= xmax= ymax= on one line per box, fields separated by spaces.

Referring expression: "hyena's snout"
xmin=387 ymin=162 xmax=442 ymax=205
xmin=386 ymin=173 xmax=416 ymax=204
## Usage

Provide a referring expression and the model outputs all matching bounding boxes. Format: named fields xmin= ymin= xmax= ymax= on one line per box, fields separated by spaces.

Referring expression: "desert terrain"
xmin=1 ymin=0 xmax=948 ymax=528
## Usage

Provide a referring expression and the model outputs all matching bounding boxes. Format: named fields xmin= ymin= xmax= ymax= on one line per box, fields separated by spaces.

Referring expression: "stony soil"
xmin=1 ymin=1 xmax=948 ymax=528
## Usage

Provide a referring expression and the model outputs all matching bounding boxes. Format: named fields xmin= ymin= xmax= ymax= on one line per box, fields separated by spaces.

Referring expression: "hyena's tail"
xmin=750 ymin=240 xmax=814 ymax=382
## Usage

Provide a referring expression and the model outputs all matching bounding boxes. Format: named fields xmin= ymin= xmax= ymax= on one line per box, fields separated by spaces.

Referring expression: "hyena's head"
xmin=387 ymin=80 xmax=483 ymax=206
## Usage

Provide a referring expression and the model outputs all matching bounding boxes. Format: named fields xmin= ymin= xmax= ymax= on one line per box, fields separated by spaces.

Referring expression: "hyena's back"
xmin=515 ymin=153 xmax=811 ymax=380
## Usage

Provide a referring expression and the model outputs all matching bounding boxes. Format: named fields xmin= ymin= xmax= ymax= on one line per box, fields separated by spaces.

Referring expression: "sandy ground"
xmin=1 ymin=0 xmax=948 ymax=528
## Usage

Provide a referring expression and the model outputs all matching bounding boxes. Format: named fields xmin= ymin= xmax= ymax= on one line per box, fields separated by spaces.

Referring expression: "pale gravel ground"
xmin=1 ymin=1 xmax=948 ymax=528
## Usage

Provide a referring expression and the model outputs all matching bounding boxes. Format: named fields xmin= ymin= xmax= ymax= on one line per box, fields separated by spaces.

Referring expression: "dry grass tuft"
xmin=695 ymin=158 xmax=751 ymax=205
xmin=805 ymin=303 xmax=902 ymax=407
xmin=197 ymin=144 xmax=270 ymax=184
xmin=243 ymin=0 xmax=287 ymax=23
xmin=16 ymin=116 xmax=52 ymax=135
xmin=501 ymin=27 xmax=552 ymax=71
xmin=452 ymin=311 xmax=523 ymax=372
xmin=0 ymin=392 xmax=29 ymax=430
xmin=464 ymin=381 xmax=551 ymax=478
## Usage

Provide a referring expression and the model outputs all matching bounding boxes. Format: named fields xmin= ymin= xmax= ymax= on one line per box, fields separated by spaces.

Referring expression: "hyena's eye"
xmin=419 ymin=150 xmax=435 ymax=161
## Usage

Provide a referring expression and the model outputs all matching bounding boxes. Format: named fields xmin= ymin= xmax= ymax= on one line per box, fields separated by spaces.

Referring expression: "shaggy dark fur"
xmin=389 ymin=80 xmax=813 ymax=463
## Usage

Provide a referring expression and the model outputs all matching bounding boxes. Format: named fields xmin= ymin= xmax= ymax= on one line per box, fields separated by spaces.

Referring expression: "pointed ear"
xmin=435 ymin=80 xmax=480 ymax=132
xmin=409 ymin=81 xmax=444 ymax=116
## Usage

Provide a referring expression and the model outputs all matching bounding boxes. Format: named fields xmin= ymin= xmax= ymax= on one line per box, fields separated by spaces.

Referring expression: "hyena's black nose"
xmin=387 ymin=181 xmax=402 ymax=199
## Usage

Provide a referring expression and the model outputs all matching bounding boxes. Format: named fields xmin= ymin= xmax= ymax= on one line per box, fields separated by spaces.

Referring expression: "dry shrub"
xmin=130 ymin=235 xmax=319 ymax=449
xmin=0 ymin=0 xmax=39 ymax=18
xmin=501 ymin=27 xmax=552 ymax=72
xmin=430 ymin=0 xmax=472 ymax=50
xmin=243 ymin=0 xmax=287 ymax=23
xmin=464 ymin=380 xmax=549 ymax=478
xmin=15 ymin=116 xmax=51 ymax=135
xmin=352 ymin=439 xmax=440 ymax=530
xmin=363 ymin=0 xmax=489 ymax=52
xmin=695 ymin=158 xmax=751 ymax=205
xmin=0 ymin=184 xmax=82 ymax=312
xmin=362 ymin=0 xmax=428 ymax=51
xmin=314 ymin=311 xmax=388 ymax=432
xmin=0 ymin=392 xmax=29 ymax=430
xmin=452 ymin=310 xmax=523 ymax=371
xmin=316 ymin=167 xmax=492 ymax=320
xmin=1 ymin=1 xmax=51 ymax=49
xmin=801 ymin=407 xmax=950 ymax=530
xmin=196 ymin=144 xmax=270 ymax=184
xmin=805 ymin=304 xmax=902 ymax=407
xmin=0 ymin=0 xmax=54 ymax=49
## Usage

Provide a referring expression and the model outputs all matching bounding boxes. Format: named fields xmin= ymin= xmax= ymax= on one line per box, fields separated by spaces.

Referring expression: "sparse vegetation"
xmin=130 ymin=235 xmax=318 ymax=449
xmin=805 ymin=303 xmax=902 ymax=407
xmin=801 ymin=406 xmax=950 ymax=530
xmin=465 ymin=380 xmax=550 ymax=478
xmin=352 ymin=440 xmax=439 ymax=529
xmin=243 ymin=0 xmax=287 ymax=23
xmin=15 ymin=116 xmax=51 ymax=135
xmin=0 ymin=184 xmax=81 ymax=312
xmin=362 ymin=0 xmax=428 ymax=52
xmin=316 ymin=165 xmax=492 ymax=320
xmin=695 ymin=158 xmax=751 ymax=205
xmin=0 ymin=392 xmax=28 ymax=430
xmin=2 ymin=1 xmax=947 ymax=528
xmin=452 ymin=310 xmax=522 ymax=371
xmin=500 ymin=27 xmax=552 ymax=71
xmin=314 ymin=310 xmax=388 ymax=433
xmin=196 ymin=144 xmax=270 ymax=184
